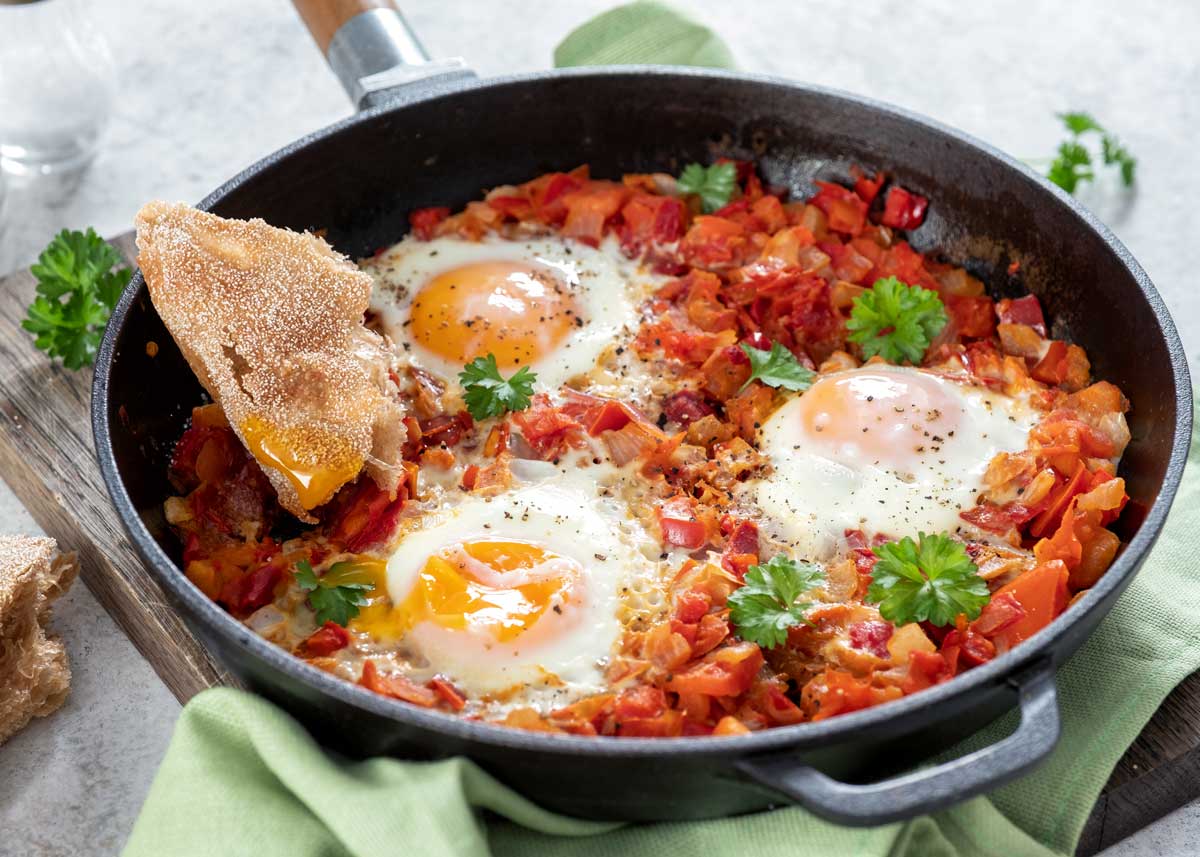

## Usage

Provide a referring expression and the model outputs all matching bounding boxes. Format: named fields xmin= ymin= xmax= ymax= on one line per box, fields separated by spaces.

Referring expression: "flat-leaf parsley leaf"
xmin=846 ymin=276 xmax=948 ymax=365
xmin=677 ymin=162 xmax=737 ymax=213
xmin=459 ymin=353 xmax=537 ymax=420
xmin=22 ymin=228 xmax=131 ymax=369
xmin=739 ymin=341 xmax=815 ymax=393
xmin=295 ymin=560 xmax=374 ymax=627
xmin=728 ymin=554 xmax=825 ymax=649
xmin=865 ymin=532 xmax=990 ymax=627
xmin=1047 ymin=111 xmax=1136 ymax=193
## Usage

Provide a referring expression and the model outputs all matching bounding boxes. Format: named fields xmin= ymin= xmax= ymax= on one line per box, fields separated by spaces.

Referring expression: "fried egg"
xmin=364 ymin=235 xmax=659 ymax=390
xmin=353 ymin=465 xmax=662 ymax=711
xmin=750 ymin=366 xmax=1038 ymax=560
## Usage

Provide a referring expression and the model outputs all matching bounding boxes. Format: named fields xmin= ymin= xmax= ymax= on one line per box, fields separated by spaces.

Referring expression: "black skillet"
xmin=91 ymin=0 xmax=1191 ymax=826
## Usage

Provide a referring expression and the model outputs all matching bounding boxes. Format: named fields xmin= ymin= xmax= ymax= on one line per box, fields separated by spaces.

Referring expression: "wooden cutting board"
xmin=0 ymin=233 xmax=1195 ymax=853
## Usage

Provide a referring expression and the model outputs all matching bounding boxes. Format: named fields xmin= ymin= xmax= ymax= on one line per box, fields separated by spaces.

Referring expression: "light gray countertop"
xmin=0 ymin=1 xmax=1197 ymax=854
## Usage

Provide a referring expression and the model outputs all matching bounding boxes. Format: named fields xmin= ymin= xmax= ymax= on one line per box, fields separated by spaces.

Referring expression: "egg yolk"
xmin=795 ymin=369 xmax=964 ymax=466
xmin=355 ymin=540 xmax=579 ymax=642
xmin=409 ymin=261 xmax=580 ymax=369
xmin=240 ymin=414 xmax=363 ymax=509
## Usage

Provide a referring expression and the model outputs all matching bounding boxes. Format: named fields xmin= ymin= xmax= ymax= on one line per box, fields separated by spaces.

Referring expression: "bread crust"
xmin=0 ymin=536 xmax=77 ymax=745
xmin=135 ymin=202 xmax=407 ymax=521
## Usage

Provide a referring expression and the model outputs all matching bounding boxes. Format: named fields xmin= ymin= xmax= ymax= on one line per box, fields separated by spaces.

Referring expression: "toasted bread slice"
xmin=0 ymin=536 xmax=77 ymax=745
xmin=135 ymin=202 xmax=407 ymax=521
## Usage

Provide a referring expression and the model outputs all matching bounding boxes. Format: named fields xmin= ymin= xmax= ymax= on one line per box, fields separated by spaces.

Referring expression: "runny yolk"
xmin=795 ymin=369 xmax=963 ymax=465
xmin=409 ymin=260 xmax=579 ymax=369
xmin=353 ymin=540 xmax=577 ymax=643
xmin=240 ymin=414 xmax=363 ymax=509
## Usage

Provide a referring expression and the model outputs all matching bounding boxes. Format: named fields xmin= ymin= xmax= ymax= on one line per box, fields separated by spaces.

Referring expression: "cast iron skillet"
xmin=91 ymin=0 xmax=1191 ymax=826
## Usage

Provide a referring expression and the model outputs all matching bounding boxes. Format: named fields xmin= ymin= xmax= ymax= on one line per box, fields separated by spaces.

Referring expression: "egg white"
xmin=364 ymin=234 xmax=663 ymax=391
xmin=748 ymin=366 xmax=1038 ymax=560
xmin=381 ymin=465 xmax=657 ymax=711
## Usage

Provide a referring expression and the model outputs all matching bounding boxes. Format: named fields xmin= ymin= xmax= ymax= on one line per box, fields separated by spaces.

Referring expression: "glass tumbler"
xmin=0 ymin=0 xmax=117 ymax=178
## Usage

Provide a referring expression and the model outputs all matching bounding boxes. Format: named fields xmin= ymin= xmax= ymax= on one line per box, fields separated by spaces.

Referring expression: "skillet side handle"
xmin=291 ymin=0 xmax=473 ymax=110
xmin=734 ymin=660 xmax=1060 ymax=826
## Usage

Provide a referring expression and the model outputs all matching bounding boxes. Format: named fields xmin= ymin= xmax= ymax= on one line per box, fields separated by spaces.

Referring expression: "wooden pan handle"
xmin=293 ymin=0 xmax=399 ymax=54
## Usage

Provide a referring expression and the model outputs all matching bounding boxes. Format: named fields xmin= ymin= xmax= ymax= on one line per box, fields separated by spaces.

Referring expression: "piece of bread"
xmin=135 ymin=202 xmax=407 ymax=522
xmin=0 ymin=536 xmax=77 ymax=745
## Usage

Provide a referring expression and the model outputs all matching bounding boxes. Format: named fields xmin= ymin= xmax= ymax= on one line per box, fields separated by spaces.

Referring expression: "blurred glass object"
xmin=0 ymin=0 xmax=117 ymax=180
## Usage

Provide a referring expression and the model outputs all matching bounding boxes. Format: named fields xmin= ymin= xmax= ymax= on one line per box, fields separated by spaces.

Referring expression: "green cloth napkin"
xmin=123 ymin=5 xmax=1199 ymax=856
xmin=554 ymin=1 xmax=735 ymax=69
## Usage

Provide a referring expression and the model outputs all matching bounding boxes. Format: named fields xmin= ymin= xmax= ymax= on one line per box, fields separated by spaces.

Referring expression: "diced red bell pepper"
xmin=586 ymin=400 xmax=634 ymax=435
xmin=303 ymin=620 xmax=350 ymax=656
xmin=1029 ymin=460 xmax=1089 ymax=538
xmin=359 ymin=660 xmax=438 ymax=707
xmin=879 ymin=186 xmax=929 ymax=230
xmin=429 ymin=677 xmax=468 ymax=711
xmin=988 ymin=561 xmax=1069 ymax=651
xmin=851 ymin=167 xmax=886 ymax=203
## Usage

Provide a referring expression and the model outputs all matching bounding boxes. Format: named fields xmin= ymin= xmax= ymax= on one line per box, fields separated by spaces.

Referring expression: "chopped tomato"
xmin=327 ymin=477 xmax=407 ymax=553
xmin=664 ymin=641 xmax=764 ymax=697
xmin=1031 ymin=340 xmax=1070 ymax=385
xmin=810 ymin=181 xmax=868 ymax=235
xmin=511 ymin=396 xmax=582 ymax=458
xmin=561 ymin=182 xmax=629 ymax=246
xmin=619 ymin=193 xmax=687 ymax=253
xmin=659 ymin=495 xmax=708 ymax=550
xmin=679 ymin=216 xmax=750 ymax=269
xmin=408 ymin=206 xmax=450 ymax=240
xmin=303 ymin=621 xmax=350 ymax=656
xmin=879 ymin=186 xmax=929 ymax=230
xmin=946 ymin=295 xmax=997 ymax=339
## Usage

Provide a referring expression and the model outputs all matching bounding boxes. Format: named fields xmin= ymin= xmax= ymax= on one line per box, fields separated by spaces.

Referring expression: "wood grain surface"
xmin=0 ymin=232 xmax=1195 ymax=852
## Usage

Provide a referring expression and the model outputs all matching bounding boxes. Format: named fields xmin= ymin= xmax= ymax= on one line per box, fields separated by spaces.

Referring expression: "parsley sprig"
xmin=22 ymin=229 xmax=131 ymax=369
xmin=728 ymin=554 xmax=825 ymax=649
xmin=846 ymin=276 xmax=948 ymax=365
xmin=295 ymin=560 xmax=374 ymax=627
xmin=1047 ymin=112 xmax=1137 ymax=193
xmin=459 ymin=354 xmax=537 ymax=420
xmin=866 ymin=533 xmax=990 ymax=627
xmin=677 ymin=162 xmax=737 ymax=213
xmin=739 ymin=341 xmax=815 ymax=393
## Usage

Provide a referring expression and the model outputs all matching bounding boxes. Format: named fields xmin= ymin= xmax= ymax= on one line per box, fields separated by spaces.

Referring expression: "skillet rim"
xmin=93 ymin=65 xmax=1192 ymax=760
